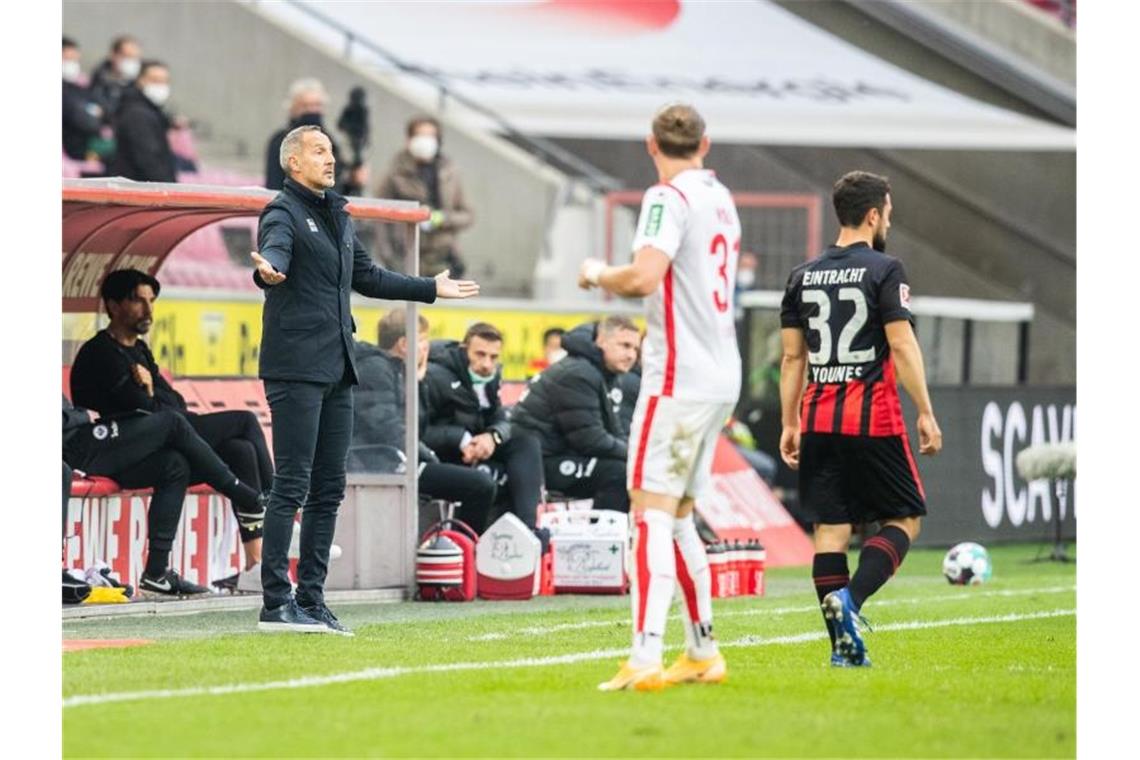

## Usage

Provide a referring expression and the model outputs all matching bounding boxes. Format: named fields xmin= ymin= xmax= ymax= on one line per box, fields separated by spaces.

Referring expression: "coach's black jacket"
xmin=349 ymin=340 xmax=436 ymax=472
xmin=510 ymin=322 xmax=629 ymax=461
xmin=254 ymin=178 xmax=437 ymax=384
xmin=422 ymin=340 xmax=511 ymax=455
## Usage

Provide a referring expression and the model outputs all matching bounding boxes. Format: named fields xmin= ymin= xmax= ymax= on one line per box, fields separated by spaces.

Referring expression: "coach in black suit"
xmin=250 ymin=124 xmax=478 ymax=635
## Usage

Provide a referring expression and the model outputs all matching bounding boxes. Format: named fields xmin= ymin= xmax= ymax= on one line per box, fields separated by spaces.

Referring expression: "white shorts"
xmin=626 ymin=395 xmax=735 ymax=500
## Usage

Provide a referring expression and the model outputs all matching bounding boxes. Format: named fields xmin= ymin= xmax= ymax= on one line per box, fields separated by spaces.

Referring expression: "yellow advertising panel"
xmin=63 ymin=296 xmax=642 ymax=382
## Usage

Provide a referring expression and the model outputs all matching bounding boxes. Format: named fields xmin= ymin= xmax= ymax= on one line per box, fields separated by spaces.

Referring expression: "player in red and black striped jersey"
xmin=779 ymin=171 xmax=943 ymax=667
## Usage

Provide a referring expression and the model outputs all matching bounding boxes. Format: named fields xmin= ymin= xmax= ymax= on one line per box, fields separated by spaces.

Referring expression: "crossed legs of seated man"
xmin=419 ymin=462 xmax=498 ymax=534
xmin=187 ymin=410 xmax=274 ymax=571
xmin=63 ymin=410 xmax=266 ymax=595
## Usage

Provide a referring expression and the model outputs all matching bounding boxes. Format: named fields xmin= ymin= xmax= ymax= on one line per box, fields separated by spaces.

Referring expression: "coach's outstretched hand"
xmin=250 ymin=251 xmax=286 ymax=285
xmin=435 ymin=269 xmax=480 ymax=300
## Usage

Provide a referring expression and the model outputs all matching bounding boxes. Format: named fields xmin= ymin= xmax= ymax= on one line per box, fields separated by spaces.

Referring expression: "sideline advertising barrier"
xmin=906 ymin=386 xmax=1076 ymax=546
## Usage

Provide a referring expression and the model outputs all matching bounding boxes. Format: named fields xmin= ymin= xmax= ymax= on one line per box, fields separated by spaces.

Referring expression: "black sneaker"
xmin=139 ymin=569 xmax=211 ymax=597
xmin=258 ymin=598 xmax=332 ymax=634
xmin=301 ymin=602 xmax=355 ymax=637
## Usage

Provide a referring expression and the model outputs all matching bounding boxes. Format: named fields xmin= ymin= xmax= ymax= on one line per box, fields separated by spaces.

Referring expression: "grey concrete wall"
xmin=63 ymin=0 xmax=565 ymax=296
xmin=921 ymin=0 xmax=1075 ymax=86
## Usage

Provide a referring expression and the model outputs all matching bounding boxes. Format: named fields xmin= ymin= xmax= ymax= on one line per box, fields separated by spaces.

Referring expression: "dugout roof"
xmin=62 ymin=178 xmax=428 ymax=313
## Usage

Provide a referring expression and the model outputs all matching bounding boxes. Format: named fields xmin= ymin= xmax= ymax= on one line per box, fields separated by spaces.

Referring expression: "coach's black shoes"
xmin=302 ymin=602 xmax=355 ymax=637
xmin=258 ymin=598 xmax=333 ymax=634
xmin=140 ymin=569 xmax=211 ymax=597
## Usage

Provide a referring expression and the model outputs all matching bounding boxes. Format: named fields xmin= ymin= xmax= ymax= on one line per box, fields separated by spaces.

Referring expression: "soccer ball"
xmin=942 ymin=542 xmax=993 ymax=585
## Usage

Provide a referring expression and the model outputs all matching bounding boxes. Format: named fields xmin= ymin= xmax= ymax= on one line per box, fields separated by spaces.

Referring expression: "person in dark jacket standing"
xmin=512 ymin=317 xmax=640 ymax=512
xmin=108 ymin=60 xmax=176 ymax=182
xmin=422 ymin=323 xmax=543 ymax=530
xmin=89 ymin=35 xmax=142 ymax=119
xmin=62 ymin=37 xmax=104 ymax=161
xmin=250 ymin=124 xmax=478 ymax=635
xmin=350 ymin=309 xmax=497 ymax=532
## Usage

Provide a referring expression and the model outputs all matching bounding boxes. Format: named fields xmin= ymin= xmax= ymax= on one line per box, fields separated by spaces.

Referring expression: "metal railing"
xmin=268 ymin=0 xmax=622 ymax=193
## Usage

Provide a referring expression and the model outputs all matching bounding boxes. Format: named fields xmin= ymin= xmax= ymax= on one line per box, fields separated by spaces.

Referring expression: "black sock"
xmin=813 ymin=552 xmax=850 ymax=648
xmin=145 ymin=549 xmax=170 ymax=578
xmin=849 ymin=525 xmax=910 ymax=610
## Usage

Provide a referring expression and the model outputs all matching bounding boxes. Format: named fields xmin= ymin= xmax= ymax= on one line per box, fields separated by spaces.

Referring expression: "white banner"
xmin=266 ymin=0 xmax=1074 ymax=150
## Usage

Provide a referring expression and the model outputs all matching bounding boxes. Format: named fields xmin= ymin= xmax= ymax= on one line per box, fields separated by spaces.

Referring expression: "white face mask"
xmin=408 ymin=135 xmax=439 ymax=162
xmin=62 ymin=59 xmax=81 ymax=83
xmin=142 ymin=83 xmax=170 ymax=107
xmin=118 ymin=57 xmax=141 ymax=80
xmin=736 ymin=269 xmax=756 ymax=289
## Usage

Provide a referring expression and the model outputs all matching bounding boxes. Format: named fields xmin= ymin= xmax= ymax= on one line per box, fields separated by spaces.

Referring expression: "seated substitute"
xmin=69 ymin=269 xmax=271 ymax=578
xmin=350 ymin=309 xmax=498 ymax=533
xmin=63 ymin=396 xmax=265 ymax=595
xmin=511 ymin=317 xmax=640 ymax=512
xmin=422 ymin=323 xmax=544 ymax=530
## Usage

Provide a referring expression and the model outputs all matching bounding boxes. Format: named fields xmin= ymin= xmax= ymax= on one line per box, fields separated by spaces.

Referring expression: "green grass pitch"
xmin=63 ymin=545 xmax=1075 ymax=758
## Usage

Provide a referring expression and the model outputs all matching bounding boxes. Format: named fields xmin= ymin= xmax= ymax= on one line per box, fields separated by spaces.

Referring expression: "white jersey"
xmin=630 ymin=168 xmax=742 ymax=403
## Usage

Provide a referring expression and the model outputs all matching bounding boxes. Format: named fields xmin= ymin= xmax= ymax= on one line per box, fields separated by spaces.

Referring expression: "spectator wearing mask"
xmin=264 ymin=78 xmax=347 ymax=192
xmin=350 ymin=309 xmax=498 ymax=532
xmin=511 ymin=317 xmax=640 ymax=513
xmin=62 ymin=36 xmax=104 ymax=161
xmin=423 ymin=323 xmax=544 ymax=531
xmin=90 ymin=34 xmax=141 ymax=118
xmin=377 ymin=116 xmax=474 ymax=277
xmin=63 ymin=396 xmax=265 ymax=596
xmin=69 ymin=269 xmax=271 ymax=580
xmin=107 ymin=60 xmax=176 ymax=182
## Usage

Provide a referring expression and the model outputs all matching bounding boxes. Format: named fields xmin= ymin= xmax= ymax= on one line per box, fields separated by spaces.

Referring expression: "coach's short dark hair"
xmin=377 ymin=308 xmax=429 ymax=351
xmin=463 ymin=322 xmax=503 ymax=345
xmin=652 ymin=103 xmax=705 ymax=159
xmin=406 ymin=115 xmax=441 ymax=139
xmin=100 ymin=269 xmax=160 ymax=312
xmin=832 ymin=171 xmax=891 ymax=228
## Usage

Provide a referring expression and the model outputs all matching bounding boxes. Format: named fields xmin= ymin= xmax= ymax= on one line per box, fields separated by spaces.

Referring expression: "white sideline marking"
xmin=467 ymin=585 xmax=1076 ymax=641
xmin=63 ymin=608 xmax=1074 ymax=709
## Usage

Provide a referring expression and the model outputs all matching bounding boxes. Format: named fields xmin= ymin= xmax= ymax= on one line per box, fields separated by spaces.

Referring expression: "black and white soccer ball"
xmin=942 ymin=542 xmax=993 ymax=586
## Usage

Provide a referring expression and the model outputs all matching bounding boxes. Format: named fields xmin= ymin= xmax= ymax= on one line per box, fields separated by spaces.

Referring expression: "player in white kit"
xmin=580 ymin=104 xmax=742 ymax=691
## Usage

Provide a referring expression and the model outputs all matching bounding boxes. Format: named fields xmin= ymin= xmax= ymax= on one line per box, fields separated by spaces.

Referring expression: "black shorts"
xmin=799 ymin=433 xmax=927 ymax=526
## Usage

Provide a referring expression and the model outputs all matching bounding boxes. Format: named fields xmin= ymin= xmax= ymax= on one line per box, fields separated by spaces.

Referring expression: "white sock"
xmin=673 ymin=513 xmax=718 ymax=659
xmin=629 ymin=509 xmax=676 ymax=667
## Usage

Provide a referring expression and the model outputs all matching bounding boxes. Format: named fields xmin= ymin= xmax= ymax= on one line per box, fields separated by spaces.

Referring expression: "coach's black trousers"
xmin=261 ymin=378 xmax=353 ymax=610
xmin=63 ymin=411 xmax=246 ymax=564
xmin=188 ymin=410 xmax=274 ymax=541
